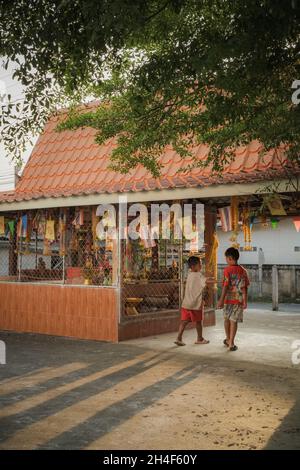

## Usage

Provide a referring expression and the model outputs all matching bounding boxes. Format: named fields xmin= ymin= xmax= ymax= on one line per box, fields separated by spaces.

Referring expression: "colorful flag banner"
xmin=0 ymin=216 xmax=5 ymax=235
xmin=219 ymin=206 xmax=233 ymax=232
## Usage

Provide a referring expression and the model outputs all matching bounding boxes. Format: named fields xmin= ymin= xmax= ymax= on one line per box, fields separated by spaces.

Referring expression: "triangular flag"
xmin=8 ymin=220 xmax=15 ymax=236
xmin=267 ymin=195 xmax=286 ymax=216
xmin=0 ymin=216 xmax=5 ymax=235
xmin=292 ymin=216 xmax=300 ymax=232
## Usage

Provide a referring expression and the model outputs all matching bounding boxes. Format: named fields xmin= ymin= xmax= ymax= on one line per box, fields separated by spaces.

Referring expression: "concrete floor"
xmin=0 ymin=304 xmax=299 ymax=450
xmin=127 ymin=305 xmax=300 ymax=369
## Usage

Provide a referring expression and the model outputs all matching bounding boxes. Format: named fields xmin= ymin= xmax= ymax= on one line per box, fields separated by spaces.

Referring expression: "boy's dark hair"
xmin=225 ymin=247 xmax=240 ymax=261
xmin=188 ymin=256 xmax=201 ymax=268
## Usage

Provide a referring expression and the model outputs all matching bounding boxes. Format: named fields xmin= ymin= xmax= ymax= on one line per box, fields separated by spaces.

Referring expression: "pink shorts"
xmin=181 ymin=306 xmax=203 ymax=323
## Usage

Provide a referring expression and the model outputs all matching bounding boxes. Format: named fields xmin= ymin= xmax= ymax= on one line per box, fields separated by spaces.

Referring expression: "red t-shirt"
xmin=223 ymin=265 xmax=250 ymax=305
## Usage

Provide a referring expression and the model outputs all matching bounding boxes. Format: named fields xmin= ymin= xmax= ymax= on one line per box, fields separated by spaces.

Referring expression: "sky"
xmin=0 ymin=60 xmax=35 ymax=175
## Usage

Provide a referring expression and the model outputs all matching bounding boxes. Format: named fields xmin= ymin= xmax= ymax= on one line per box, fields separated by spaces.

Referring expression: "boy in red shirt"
xmin=217 ymin=247 xmax=249 ymax=351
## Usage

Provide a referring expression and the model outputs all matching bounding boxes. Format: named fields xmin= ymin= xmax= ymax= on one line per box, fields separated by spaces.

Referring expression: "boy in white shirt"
xmin=174 ymin=256 xmax=209 ymax=346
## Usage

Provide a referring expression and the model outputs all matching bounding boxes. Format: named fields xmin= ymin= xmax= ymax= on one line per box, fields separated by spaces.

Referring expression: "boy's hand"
xmin=217 ymin=300 xmax=224 ymax=309
xmin=202 ymin=287 xmax=209 ymax=303
xmin=243 ymin=301 xmax=247 ymax=309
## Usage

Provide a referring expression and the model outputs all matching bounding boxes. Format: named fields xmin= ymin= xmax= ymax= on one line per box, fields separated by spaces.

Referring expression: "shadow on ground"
xmin=0 ymin=330 xmax=299 ymax=450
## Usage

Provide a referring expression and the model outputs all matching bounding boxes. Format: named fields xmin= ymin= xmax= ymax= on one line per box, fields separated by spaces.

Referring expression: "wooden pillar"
xmin=8 ymin=230 xmax=18 ymax=276
xmin=204 ymin=205 xmax=217 ymax=308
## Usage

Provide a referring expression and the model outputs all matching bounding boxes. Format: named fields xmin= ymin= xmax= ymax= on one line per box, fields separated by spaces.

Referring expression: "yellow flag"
xmin=45 ymin=220 xmax=55 ymax=241
xmin=0 ymin=216 xmax=4 ymax=235
xmin=267 ymin=195 xmax=286 ymax=216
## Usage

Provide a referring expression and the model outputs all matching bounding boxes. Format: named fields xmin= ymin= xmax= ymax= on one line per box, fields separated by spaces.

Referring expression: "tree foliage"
xmin=0 ymin=0 xmax=300 ymax=176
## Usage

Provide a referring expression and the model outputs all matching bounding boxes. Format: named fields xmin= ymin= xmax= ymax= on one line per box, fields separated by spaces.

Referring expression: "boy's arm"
xmin=242 ymin=270 xmax=249 ymax=309
xmin=217 ymin=285 xmax=228 ymax=309
xmin=217 ymin=268 xmax=229 ymax=309
xmin=242 ymin=287 xmax=248 ymax=309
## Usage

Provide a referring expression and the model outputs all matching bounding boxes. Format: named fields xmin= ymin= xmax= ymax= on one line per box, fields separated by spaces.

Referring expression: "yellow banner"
xmin=45 ymin=220 xmax=55 ymax=241
xmin=0 ymin=216 xmax=4 ymax=235
xmin=267 ymin=195 xmax=286 ymax=216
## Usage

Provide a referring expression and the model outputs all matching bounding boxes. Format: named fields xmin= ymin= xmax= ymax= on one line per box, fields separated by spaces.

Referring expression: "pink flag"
xmin=219 ymin=206 xmax=233 ymax=232
xmin=293 ymin=216 xmax=300 ymax=232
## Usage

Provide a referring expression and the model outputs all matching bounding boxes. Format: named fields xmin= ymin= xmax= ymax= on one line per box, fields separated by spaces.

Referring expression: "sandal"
xmin=174 ymin=340 xmax=185 ymax=346
xmin=229 ymin=345 xmax=238 ymax=352
xmin=223 ymin=339 xmax=229 ymax=347
xmin=195 ymin=339 xmax=210 ymax=345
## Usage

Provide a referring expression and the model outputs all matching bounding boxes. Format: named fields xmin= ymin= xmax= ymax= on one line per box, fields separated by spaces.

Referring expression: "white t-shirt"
xmin=181 ymin=271 xmax=206 ymax=310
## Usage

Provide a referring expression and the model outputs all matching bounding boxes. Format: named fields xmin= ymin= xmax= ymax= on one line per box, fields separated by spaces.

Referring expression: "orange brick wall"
xmin=0 ymin=283 xmax=118 ymax=342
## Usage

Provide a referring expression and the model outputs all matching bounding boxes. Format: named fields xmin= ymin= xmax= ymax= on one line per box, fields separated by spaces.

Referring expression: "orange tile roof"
xmin=0 ymin=104 xmax=295 ymax=203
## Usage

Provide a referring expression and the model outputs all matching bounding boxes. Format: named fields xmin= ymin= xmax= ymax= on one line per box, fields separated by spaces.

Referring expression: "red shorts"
xmin=181 ymin=306 xmax=203 ymax=323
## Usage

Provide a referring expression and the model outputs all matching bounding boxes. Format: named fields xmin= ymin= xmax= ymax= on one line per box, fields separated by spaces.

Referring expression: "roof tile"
xmin=0 ymin=103 xmax=297 ymax=204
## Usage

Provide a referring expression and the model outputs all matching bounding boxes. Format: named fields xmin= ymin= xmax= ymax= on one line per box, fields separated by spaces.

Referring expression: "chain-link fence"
xmin=121 ymin=238 xmax=182 ymax=316
xmin=120 ymin=237 xmax=208 ymax=318
xmin=0 ymin=207 xmax=118 ymax=286
xmin=0 ymin=204 xmax=209 ymax=319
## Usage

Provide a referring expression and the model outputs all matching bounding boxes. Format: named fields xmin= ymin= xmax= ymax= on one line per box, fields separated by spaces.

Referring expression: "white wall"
xmin=217 ymin=217 xmax=300 ymax=265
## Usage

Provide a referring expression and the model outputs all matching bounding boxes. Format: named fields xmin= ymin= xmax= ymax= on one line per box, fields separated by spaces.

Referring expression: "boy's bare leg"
xmin=224 ymin=319 xmax=230 ymax=344
xmin=195 ymin=321 xmax=209 ymax=344
xmin=229 ymin=320 xmax=238 ymax=348
xmin=175 ymin=320 xmax=189 ymax=345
